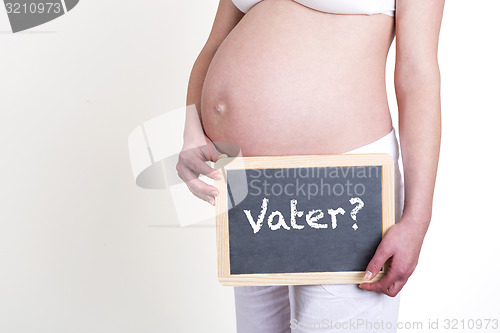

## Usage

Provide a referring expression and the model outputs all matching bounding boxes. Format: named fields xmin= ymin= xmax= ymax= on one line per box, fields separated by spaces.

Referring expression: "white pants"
xmin=234 ymin=128 xmax=405 ymax=333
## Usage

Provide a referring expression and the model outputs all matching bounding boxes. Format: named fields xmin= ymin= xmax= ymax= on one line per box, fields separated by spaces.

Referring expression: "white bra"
xmin=232 ymin=0 xmax=396 ymax=17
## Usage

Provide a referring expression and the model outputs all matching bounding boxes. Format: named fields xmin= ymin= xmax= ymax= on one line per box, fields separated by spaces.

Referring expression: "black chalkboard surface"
xmin=214 ymin=154 xmax=394 ymax=286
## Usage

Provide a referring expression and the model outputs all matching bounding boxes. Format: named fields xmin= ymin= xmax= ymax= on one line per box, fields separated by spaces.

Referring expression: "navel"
xmin=215 ymin=103 xmax=226 ymax=114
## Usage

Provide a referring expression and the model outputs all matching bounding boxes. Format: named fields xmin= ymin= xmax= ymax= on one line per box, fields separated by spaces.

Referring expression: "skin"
xmin=201 ymin=1 xmax=395 ymax=155
xmin=359 ymin=0 xmax=444 ymax=296
xmin=177 ymin=0 xmax=444 ymax=297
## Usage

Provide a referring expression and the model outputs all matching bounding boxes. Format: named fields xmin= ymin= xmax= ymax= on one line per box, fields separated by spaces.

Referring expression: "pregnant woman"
xmin=177 ymin=0 xmax=444 ymax=331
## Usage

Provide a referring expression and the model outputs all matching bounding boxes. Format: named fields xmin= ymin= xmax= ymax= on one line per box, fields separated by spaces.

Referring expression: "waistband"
xmin=343 ymin=127 xmax=399 ymax=162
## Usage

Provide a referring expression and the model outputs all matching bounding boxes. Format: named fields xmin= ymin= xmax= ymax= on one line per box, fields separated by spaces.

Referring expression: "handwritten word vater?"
xmin=243 ymin=197 xmax=365 ymax=234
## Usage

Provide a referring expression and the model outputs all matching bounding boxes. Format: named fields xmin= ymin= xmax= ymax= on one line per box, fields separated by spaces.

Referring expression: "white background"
xmin=0 ymin=1 xmax=499 ymax=332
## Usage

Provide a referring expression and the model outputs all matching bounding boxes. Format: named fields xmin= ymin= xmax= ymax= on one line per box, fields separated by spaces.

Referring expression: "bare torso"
xmin=201 ymin=0 xmax=396 ymax=156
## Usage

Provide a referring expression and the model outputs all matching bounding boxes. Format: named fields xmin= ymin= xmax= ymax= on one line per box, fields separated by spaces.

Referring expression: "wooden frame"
xmin=214 ymin=154 xmax=395 ymax=286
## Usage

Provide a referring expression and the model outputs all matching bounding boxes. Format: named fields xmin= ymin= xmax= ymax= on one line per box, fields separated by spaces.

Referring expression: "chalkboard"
xmin=214 ymin=154 xmax=394 ymax=286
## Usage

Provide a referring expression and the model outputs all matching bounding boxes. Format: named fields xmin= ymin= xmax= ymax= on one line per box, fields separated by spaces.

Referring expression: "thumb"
xmin=363 ymin=244 xmax=392 ymax=281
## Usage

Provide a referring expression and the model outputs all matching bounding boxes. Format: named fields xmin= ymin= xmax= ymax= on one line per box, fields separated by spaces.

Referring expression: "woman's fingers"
xmin=179 ymin=146 xmax=223 ymax=181
xmin=178 ymin=163 xmax=218 ymax=195
xmin=187 ymin=178 xmax=218 ymax=206
xmin=190 ymin=157 xmax=223 ymax=181
xmin=359 ymin=260 xmax=401 ymax=296
xmin=177 ymin=140 xmax=240 ymax=204
xmin=358 ymin=234 xmax=404 ymax=296
xmin=362 ymin=239 xmax=394 ymax=282
xmin=177 ymin=150 xmax=221 ymax=205
xmin=358 ymin=224 xmax=418 ymax=297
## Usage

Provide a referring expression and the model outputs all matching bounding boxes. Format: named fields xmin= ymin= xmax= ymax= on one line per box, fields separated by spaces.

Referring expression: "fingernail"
xmin=364 ymin=271 xmax=372 ymax=280
xmin=210 ymin=199 xmax=215 ymax=206
xmin=215 ymin=172 xmax=223 ymax=180
xmin=212 ymin=191 xmax=218 ymax=197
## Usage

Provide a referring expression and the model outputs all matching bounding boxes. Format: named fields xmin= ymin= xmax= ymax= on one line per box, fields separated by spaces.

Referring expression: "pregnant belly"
xmin=201 ymin=0 xmax=395 ymax=157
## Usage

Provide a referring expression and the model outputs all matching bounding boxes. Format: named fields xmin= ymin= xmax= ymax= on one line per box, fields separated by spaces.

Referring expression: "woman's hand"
xmin=358 ymin=217 xmax=428 ymax=297
xmin=176 ymin=137 xmax=223 ymax=206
